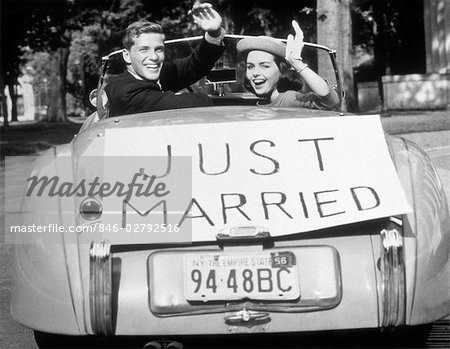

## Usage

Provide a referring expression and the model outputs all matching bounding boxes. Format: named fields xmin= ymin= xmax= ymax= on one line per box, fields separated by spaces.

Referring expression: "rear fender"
xmin=10 ymin=145 xmax=88 ymax=335
xmin=388 ymin=135 xmax=450 ymax=324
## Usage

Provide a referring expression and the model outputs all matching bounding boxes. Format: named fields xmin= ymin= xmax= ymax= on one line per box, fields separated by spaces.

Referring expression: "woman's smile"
xmin=246 ymin=50 xmax=281 ymax=99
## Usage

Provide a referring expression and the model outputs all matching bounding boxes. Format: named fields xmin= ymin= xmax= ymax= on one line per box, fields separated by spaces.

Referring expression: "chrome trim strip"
xmin=165 ymin=35 xmax=335 ymax=52
xmin=216 ymin=225 xmax=270 ymax=242
xmin=380 ymin=228 xmax=406 ymax=327
xmin=89 ymin=240 xmax=113 ymax=335
xmin=388 ymin=216 xmax=403 ymax=226
xmin=224 ymin=307 xmax=270 ymax=325
xmin=101 ymin=49 xmax=125 ymax=61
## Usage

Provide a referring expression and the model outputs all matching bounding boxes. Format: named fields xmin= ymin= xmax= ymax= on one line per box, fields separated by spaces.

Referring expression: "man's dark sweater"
xmin=105 ymin=38 xmax=225 ymax=117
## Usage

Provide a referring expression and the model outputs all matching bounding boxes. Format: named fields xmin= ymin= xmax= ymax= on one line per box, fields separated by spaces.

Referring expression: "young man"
xmin=106 ymin=2 xmax=225 ymax=117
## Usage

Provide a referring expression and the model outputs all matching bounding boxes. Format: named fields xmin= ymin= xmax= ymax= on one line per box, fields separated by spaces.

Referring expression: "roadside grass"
xmin=378 ymin=110 xmax=450 ymax=135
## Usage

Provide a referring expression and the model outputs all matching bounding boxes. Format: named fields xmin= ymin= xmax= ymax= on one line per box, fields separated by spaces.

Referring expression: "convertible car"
xmin=10 ymin=36 xmax=449 ymax=348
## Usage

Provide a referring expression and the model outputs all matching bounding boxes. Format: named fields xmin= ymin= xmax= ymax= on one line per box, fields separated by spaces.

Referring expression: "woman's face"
xmin=246 ymin=51 xmax=281 ymax=97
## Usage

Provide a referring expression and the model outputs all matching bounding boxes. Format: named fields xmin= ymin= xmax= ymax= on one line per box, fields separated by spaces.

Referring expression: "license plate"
xmin=184 ymin=251 xmax=300 ymax=301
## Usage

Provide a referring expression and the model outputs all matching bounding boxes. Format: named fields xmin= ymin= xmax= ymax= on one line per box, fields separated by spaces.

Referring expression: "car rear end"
xmin=11 ymin=108 xmax=449 ymax=340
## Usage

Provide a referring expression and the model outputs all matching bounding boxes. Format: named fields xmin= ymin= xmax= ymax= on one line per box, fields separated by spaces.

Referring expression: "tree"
xmin=2 ymin=0 xmax=374 ymax=121
xmin=25 ymin=1 xmax=81 ymax=122
xmin=67 ymin=0 xmax=147 ymax=111
xmin=2 ymin=0 xmax=118 ymax=122
xmin=1 ymin=0 xmax=72 ymax=122
xmin=22 ymin=51 xmax=51 ymax=118
xmin=351 ymin=0 xmax=426 ymax=108
xmin=1 ymin=0 xmax=28 ymax=124
xmin=317 ymin=0 xmax=356 ymax=112
xmin=0 ymin=75 xmax=9 ymax=130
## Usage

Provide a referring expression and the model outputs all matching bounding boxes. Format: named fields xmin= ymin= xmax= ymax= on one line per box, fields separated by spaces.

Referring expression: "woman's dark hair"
xmin=243 ymin=52 xmax=303 ymax=96
xmin=277 ymin=74 xmax=304 ymax=92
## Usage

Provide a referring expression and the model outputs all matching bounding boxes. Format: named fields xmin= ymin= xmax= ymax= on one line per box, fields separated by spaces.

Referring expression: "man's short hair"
xmin=123 ymin=21 xmax=164 ymax=50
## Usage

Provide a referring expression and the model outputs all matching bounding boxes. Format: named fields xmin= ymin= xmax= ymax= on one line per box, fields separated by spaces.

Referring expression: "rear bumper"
xmin=111 ymin=235 xmax=380 ymax=335
xmin=17 ymin=225 xmax=443 ymax=336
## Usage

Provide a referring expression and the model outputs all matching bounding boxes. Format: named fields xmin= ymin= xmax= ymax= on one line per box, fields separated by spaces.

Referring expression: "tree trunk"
xmin=317 ymin=0 xmax=357 ymax=112
xmin=372 ymin=3 xmax=393 ymax=106
xmin=46 ymin=47 xmax=70 ymax=122
xmin=0 ymin=76 xmax=9 ymax=131
xmin=7 ymin=83 xmax=18 ymax=122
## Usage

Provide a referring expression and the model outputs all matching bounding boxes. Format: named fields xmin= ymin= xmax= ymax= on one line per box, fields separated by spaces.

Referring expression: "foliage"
xmin=1 ymin=0 xmax=321 ymax=121
xmin=1 ymin=1 xmax=31 ymax=86
xmin=3 ymin=0 xmax=424 ymax=120
xmin=21 ymin=0 xmax=319 ymax=118
xmin=21 ymin=50 xmax=52 ymax=101
xmin=1 ymin=0 xmax=32 ymax=123
xmin=351 ymin=0 xmax=426 ymax=81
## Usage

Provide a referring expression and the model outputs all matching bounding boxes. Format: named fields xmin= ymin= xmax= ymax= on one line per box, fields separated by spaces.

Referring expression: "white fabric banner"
xmin=104 ymin=115 xmax=411 ymax=243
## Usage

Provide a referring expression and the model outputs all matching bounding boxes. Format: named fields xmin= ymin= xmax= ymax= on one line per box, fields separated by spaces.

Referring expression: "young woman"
xmin=236 ymin=20 xmax=339 ymax=110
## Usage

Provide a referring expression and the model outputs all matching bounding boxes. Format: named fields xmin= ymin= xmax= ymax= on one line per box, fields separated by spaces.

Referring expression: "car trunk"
xmin=69 ymin=108 xmax=406 ymax=334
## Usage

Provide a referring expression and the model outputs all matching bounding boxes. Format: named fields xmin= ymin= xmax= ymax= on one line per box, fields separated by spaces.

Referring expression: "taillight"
xmin=380 ymin=219 xmax=406 ymax=327
xmin=89 ymin=240 xmax=113 ymax=335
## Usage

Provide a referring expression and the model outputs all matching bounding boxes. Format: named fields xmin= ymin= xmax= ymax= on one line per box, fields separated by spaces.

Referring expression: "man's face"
xmin=123 ymin=33 xmax=165 ymax=81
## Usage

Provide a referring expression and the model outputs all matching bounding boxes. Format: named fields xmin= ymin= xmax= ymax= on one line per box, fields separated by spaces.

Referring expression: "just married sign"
xmin=102 ymin=114 xmax=411 ymax=243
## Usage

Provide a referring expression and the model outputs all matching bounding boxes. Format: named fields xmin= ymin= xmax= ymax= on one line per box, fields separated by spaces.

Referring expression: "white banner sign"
xmin=103 ymin=115 xmax=411 ymax=243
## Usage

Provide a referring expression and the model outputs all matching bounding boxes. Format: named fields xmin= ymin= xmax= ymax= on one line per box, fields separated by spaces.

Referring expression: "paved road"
xmin=1 ymin=130 xmax=449 ymax=349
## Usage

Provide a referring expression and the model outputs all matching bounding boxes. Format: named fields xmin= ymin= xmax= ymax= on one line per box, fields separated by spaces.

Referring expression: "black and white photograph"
xmin=1 ymin=0 xmax=449 ymax=348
